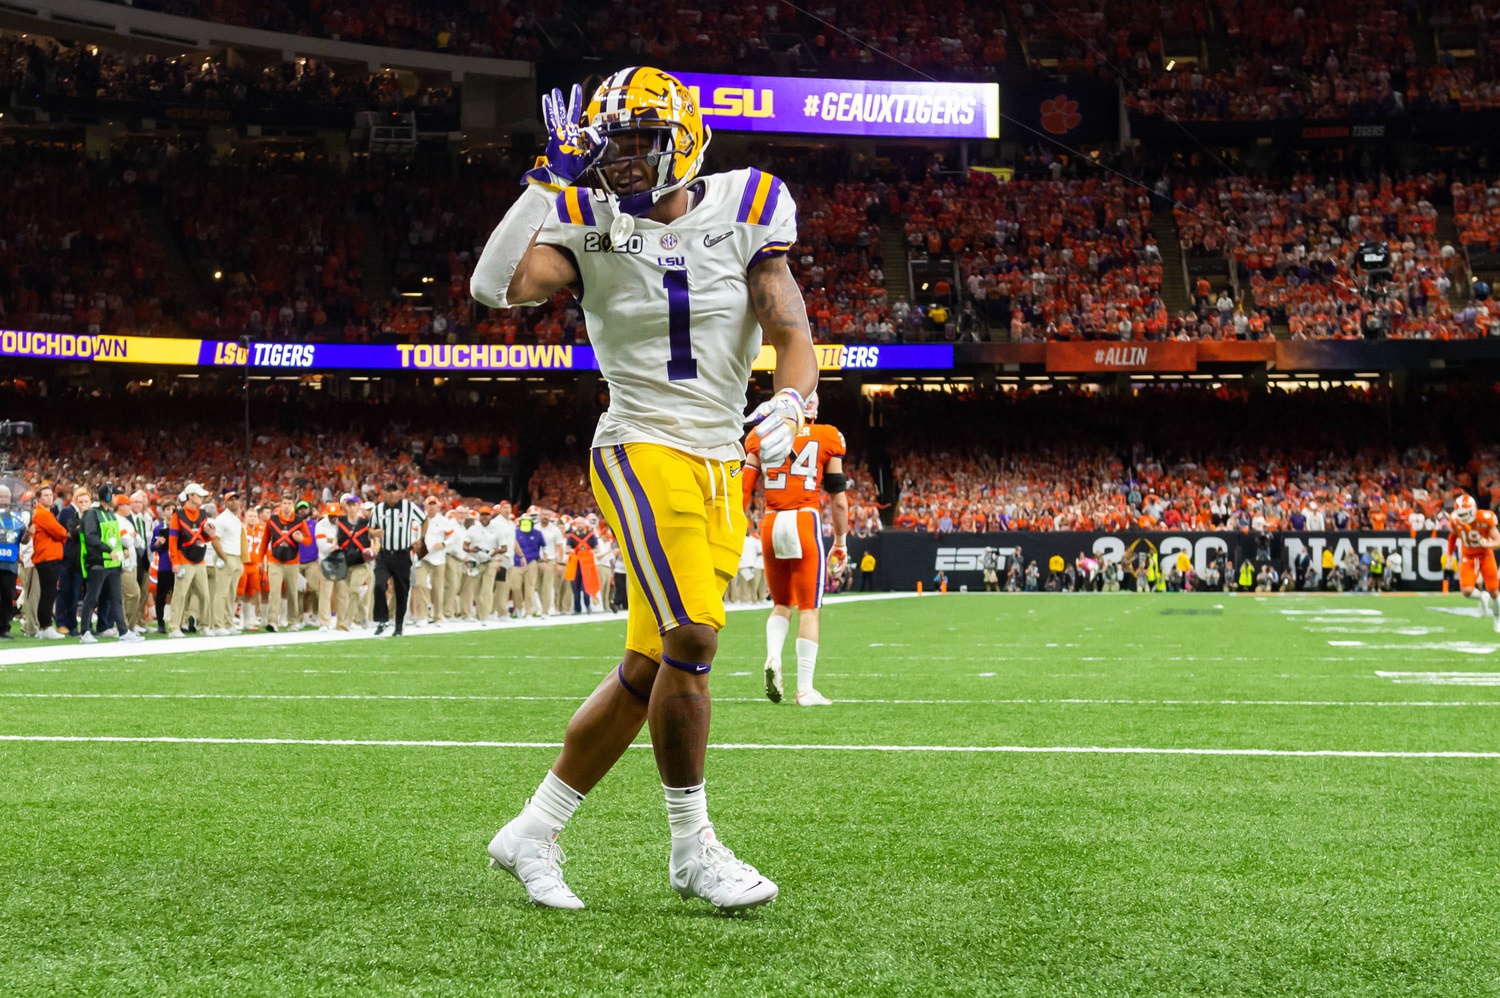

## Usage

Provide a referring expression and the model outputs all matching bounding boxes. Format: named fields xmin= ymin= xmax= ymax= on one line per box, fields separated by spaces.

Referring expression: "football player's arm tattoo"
xmin=749 ymin=254 xmax=818 ymax=401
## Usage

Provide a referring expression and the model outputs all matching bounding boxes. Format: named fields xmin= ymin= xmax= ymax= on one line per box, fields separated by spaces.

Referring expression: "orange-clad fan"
xmin=28 ymin=485 xmax=68 ymax=638
xmin=743 ymin=390 xmax=850 ymax=707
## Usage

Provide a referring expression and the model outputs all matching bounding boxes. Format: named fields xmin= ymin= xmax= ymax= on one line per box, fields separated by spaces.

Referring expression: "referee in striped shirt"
xmin=369 ymin=482 xmax=425 ymax=637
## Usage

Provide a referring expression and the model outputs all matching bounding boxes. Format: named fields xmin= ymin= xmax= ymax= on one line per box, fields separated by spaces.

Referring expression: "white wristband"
xmin=469 ymin=183 xmax=558 ymax=309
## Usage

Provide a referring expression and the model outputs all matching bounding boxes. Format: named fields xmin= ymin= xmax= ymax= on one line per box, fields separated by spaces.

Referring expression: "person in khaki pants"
xmin=168 ymin=484 xmax=214 ymax=637
xmin=333 ymin=497 xmax=374 ymax=631
xmin=443 ymin=506 xmax=470 ymax=619
xmin=260 ymin=496 xmax=311 ymax=631
xmin=411 ymin=496 xmax=452 ymax=625
xmin=209 ymin=494 xmax=246 ymax=635
xmin=113 ymin=495 xmax=145 ymax=632
xmin=308 ymin=503 xmax=340 ymax=631
xmin=459 ymin=506 xmax=505 ymax=621
xmin=534 ymin=509 xmax=562 ymax=615
xmin=507 ymin=508 xmax=543 ymax=619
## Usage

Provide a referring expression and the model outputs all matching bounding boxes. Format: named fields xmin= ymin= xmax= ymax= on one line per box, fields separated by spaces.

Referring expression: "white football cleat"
xmin=79 ymin=632 xmax=98 ymax=645
xmin=488 ymin=820 xmax=584 ymax=910
xmin=795 ymin=690 xmax=833 ymax=706
xmin=670 ymin=827 xmax=777 ymax=911
xmin=764 ymin=657 xmax=783 ymax=704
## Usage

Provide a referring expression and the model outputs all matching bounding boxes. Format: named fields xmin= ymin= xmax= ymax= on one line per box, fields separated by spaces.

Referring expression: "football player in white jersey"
xmin=471 ymin=68 xmax=817 ymax=911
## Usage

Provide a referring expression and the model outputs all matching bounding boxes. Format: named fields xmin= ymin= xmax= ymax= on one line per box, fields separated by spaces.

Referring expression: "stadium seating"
xmin=881 ymin=384 xmax=1494 ymax=532
xmin=0 ymin=33 xmax=456 ymax=115
xmin=1180 ymin=173 xmax=1476 ymax=339
xmin=0 ymin=144 xmax=177 ymax=335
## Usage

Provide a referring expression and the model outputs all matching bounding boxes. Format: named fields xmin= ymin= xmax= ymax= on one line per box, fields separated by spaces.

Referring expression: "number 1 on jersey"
xmin=662 ymin=269 xmax=697 ymax=381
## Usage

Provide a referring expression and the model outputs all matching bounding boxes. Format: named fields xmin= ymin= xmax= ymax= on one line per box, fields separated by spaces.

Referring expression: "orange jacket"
xmin=30 ymin=506 xmax=66 ymax=563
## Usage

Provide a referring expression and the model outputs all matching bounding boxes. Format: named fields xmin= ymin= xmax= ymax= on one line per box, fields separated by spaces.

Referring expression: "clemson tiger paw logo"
xmin=1040 ymin=96 xmax=1081 ymax=135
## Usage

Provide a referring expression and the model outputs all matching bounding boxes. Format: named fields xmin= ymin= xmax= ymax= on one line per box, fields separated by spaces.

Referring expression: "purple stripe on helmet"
xmin=591 ymin=448 xmax=663 ymax=626
xmin=613 ymin=445 xmax=692 ymax=627
xmin=662 ymin=654 xmax=712 ymax=675
xmin=735 ymin=168 xmax=763 ymax=224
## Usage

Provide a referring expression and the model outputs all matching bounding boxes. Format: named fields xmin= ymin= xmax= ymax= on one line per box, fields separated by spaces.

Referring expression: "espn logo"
xmin=935 ymin=547 xmax=1015 ymax=571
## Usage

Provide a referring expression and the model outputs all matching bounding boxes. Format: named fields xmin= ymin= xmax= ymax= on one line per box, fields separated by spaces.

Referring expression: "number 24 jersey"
xmin=537 ymin=168 xmax=798 ymax=462
xmin=746 ymin=422 xmax=847 ymax=512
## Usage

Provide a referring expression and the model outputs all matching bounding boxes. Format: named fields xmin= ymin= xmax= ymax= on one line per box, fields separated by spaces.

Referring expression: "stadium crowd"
xmin=11 ymin=126 xmax=1500 ymax=345
xmin=881 ymin=385 xmax=1499 ymax=535
xmin=1173 ymin=172 xmax=1482 ymax=340
xmin=1 ymin=33 xmax=457 ymax=115
xmin=84 ymin=0 xmax=1008 ymax=77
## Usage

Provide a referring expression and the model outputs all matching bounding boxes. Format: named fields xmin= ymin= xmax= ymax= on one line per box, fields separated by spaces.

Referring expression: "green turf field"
xmin=3 ymin=592 xmax=1500 ymax=997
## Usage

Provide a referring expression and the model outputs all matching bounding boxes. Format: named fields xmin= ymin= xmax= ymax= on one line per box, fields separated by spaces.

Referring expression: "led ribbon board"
xmin=1 ymin=332 xmax=954 ymax=371
xmin=674 ymin=72 xmax=1001 ymax=139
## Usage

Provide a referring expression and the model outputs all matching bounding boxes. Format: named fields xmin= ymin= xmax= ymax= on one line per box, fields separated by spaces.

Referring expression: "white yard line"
xmin=0 ymin=733 xmax=1494 ymax=759
xmin=5 ymin=692 xmax=1500 ymax=708
xmin=0 ymin=592 xmax=920 ymax=667
xmin=1376 ymin=671 xmax=1500 ymax=686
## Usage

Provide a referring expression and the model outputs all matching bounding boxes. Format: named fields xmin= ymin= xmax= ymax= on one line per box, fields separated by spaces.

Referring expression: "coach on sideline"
xmin=369 ymin=483 xmax=424 ymax=638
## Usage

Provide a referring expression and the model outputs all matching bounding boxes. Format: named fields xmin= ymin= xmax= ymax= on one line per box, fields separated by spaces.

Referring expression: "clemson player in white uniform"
xmin=470 ymin=68 xmax=816 ymax=912
xmin=743 ymin=391 xmax=849 ymax=705
xmin=1448 ymin=493 xmax=1500 ymax=631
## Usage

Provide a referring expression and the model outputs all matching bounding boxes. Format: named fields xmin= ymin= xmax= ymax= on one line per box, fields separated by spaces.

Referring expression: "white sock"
xmin=1482 ymin=592 xmax=1492 ymax=617
xmin=766 ymin=614 xmax=790 ymax=664
xmin=796 ymin=637 xmax=818 ymax=694
xmin=665 ymin=782 xmax=712 ymax=862
xmin=517 ymin=771 xmax=584 ymax=836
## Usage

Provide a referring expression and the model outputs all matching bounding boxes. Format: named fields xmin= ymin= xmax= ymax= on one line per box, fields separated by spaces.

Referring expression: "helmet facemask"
xmin=585 ymin=67 xmax=711 ymax=222
xmin=591 ymin=124 xmax=684 ymax=217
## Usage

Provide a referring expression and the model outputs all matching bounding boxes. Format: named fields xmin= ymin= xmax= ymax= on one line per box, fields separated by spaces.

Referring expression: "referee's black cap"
xmin=383 ymin=481 xmax=401 ymax=493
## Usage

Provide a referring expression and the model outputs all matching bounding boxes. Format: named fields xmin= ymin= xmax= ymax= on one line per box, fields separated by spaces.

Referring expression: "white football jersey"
xmin=536 ymin=168 xmax=797 ymax=461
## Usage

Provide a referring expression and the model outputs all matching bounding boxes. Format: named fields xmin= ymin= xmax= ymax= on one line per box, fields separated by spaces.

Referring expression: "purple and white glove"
xmin=745 ymin=388 xmax=806 ymax=468
xmin=523 ymin=84 xmax=602 ymax=191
